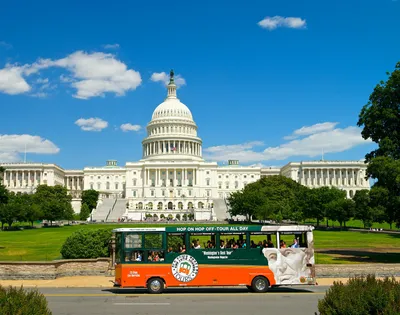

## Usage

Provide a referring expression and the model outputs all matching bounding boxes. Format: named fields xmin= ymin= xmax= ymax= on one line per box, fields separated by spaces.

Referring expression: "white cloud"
xmin=258 ymin=16 xmax=306 ymax=30
xmin=0 ymin=51 xmax=142 ymax=99
xmin=103 ymin=44 xmax=120 ymax=49
xmin=75 ymin=117 xmax=108 ymax=132
xmin=284 ymin=122 xmax=338 ymax=140
xmin=60 ymin=74 xmax=74 ymax=83
xmin=0 ymin=41 xmax=12 ymax=49
xmin=35 ymin=78 xmax=49 ymax=84
xmin=0 ymin=134 xmax=60 ymax=162
xmin=150 ymin=71 xmax=186 ymax=87
xmin=120 ymin=123 xmax=141 ymax=132
xmin=203 ymin=123 xmax=372 ymax=163
xmin=0 ymin=66 xmax=31 ymax=94
xmin=31 ymin=92 xmax=48 ymax=98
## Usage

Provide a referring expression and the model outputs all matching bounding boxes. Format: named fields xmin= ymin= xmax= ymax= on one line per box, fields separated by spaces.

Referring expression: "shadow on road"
xmin=103 ymin=286 xmax=316 ymax=295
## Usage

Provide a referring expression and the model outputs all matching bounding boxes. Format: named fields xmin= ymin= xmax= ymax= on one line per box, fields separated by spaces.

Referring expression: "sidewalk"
xmin=3 ymin=276 xmax=398 ymax=288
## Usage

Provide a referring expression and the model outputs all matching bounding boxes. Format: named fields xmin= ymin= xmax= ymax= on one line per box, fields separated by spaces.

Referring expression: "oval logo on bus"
xmin=171 ymin=254 xmax=199 ymax=283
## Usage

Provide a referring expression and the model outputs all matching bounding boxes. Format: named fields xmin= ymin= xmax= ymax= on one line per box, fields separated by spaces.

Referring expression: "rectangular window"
xmin=218 ymin=183 xmax=222 ymax=189
xmin=144 ymin=233 xmax=163 ymax=249
xmin=90 ymin=184 xmax=94 ymax=189
xmin=125 ymin=233 xmax=142 ymax=248
xmin=115 ymin=183 xmax=119 ymax=190
xmin=124 ymin=250 xmax=144 ymax=262
xmin=188 ymin=190 xmax=192 ymax=196
xmin=162 ymin=190 xmax=165 ymax=196
xmin=189 ymin=233 xmax=216 ymax=249
xmin=206 ymin=190 xmax=210 ymax=197
xmin=151 ymin=190 xmax=154 ymax=196
xmin=206 ymin=179 xmax=210 ymax=186
xmin=278 ymin=232 xmax=308 ymax=248
xmin=167 ymin=233 xmax=186 ymax=252
xmin=133 ymin=190 xmax=137 ymax=197
xmin=219 ymin=233 xmax=247 ymax=249
xmin=249 ymin=232 xmax=277 ymax=249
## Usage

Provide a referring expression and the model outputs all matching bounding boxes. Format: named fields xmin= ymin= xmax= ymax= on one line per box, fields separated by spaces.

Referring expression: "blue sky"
xmin=0 ymin=0 xmax=398 ymax=169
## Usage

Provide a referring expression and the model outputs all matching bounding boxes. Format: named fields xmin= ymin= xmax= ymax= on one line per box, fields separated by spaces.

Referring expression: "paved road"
xmin=42 ymin=286 xmax=328 ymax=315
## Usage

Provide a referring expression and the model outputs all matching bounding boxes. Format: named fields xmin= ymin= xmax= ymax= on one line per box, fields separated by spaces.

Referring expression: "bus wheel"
xmin=251 ymin=276 xmax=269 ymax=293
xmin=147 ymin=277 xmax=165 ymax=294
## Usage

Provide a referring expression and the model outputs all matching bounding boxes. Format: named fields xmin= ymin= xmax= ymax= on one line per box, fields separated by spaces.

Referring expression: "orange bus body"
xmin=115 ymin=263 xmax=276 ymax=288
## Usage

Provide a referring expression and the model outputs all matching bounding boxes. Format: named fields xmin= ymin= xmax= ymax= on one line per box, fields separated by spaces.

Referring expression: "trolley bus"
xmin=112 ymin=225 xmax=316 ymax=293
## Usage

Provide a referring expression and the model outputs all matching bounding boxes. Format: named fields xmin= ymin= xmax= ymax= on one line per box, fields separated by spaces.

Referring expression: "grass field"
xmin=304 ymin=219 xmax=398 ymax=230
xmin=0 ymin=223 xmax=399 ymax=264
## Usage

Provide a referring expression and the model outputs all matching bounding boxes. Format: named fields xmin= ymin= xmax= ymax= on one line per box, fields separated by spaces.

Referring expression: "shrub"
xmin=317 ymin=275 xmax=400 ymax=315
xmin=60 ymin=228 xmax=112 ymax=259
xmin=0 ymin=285 xmax=52 ymax=315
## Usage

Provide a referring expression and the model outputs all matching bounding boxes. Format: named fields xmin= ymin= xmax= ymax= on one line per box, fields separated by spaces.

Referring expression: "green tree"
xmin=79 ymin=203 xmax=91 ymax=221
xmin=358 ymin=62 xmax=400 ymax=227
xmin=0 ymin=167 xmax=8 ymax=207
xmin=353 ymin=190 xmax=375 ymax=228
xmin=326 ymin=198 xmax=355 ymax=228
xmin=304 ymin=187 xmax=346 ymax=226
xmin=33 ymin=185 xmax=73 ymax=224
xmin=228 ymin=176 xmax=308 ymax=222
xmin=81 ymin=189 xmax=99 ymax=212
xmin=0 ymin=192 xmax=25 ymax=228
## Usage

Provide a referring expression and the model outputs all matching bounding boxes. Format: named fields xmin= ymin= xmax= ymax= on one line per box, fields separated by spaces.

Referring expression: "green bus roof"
xmin=112 ymin=225 xmax=314 ymax=233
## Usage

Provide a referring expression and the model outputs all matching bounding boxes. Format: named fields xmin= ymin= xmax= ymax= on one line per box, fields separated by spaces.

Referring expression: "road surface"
xmin=42 ymin=286 xmax=328 ymax=315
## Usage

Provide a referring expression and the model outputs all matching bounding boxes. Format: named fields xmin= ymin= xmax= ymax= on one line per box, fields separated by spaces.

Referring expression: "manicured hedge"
xmin=317 ymin=275 xmax=400 ymax=314
xmin=0 ymin=285 xmax=51 ymax=315
xmin=60 ymin=228 xmax=112 ymax=259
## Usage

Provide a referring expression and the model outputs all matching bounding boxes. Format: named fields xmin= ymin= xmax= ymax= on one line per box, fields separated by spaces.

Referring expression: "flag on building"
xmin=171 ymin=146 xmax=176 ymax=151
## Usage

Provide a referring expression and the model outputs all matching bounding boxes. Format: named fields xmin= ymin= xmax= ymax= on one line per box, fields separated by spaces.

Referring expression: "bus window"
xmin=167 ymin=233 xmax=186 ymax=253
xmin=249 ymin=232 xmax=276 ymax=248
xmin=189 ymin=233 xmax=216 ymax=249
xmin=144 ymin=233 xmax=163 ymax=249
xmin=124 ymin=250 xmax=144 ymax=262
xmin=278 ymin=233 xmax=307 ymax=248
xmin=219 ymin=233 xmax=247 ymax=249
xmin=147 ymin=250 xmax=165 ymax=262
xmin=125 ymin=233 xmax=142 ymax=248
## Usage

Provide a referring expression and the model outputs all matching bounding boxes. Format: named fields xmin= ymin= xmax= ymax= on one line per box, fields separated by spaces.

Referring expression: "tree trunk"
xmin=316 ymin=218 xmax=320 ymax=227
xmin=390 ymin=222 xmax=392 ymax=230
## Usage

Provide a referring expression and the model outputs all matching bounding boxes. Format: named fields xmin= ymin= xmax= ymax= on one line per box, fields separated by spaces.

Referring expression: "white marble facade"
xmin=0 ymin=72 xmax=370 ymax=218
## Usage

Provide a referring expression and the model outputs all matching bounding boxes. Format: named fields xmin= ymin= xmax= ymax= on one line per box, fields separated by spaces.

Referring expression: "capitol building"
xmin=0 ymin=72 xmax=370 ymax=221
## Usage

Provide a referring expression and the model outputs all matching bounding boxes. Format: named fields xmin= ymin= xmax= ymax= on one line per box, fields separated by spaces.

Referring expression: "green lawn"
xmin=0 ymin=223 xmax=399 ymax=264
xmin=305 ymin=219 xmax=398 ymax=230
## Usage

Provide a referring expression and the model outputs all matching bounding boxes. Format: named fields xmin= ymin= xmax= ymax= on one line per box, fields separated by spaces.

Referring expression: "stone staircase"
xmin=212 ymin=198 xmax=231 ymax=221
xmin=107 ymin=199 xmax=127 ymax=222
xmin=91 ymin=199 xmax=115 ymax=222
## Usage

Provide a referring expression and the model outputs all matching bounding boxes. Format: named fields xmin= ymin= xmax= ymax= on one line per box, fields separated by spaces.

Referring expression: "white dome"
xmin=152 ymin=98 xmax=193 ymax=120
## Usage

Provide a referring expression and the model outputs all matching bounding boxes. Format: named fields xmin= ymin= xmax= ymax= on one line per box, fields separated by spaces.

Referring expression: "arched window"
xmin=138 ymin=202 xmax=143 ymax=209
xmin=148 ymin=202 xmax=153 ymax=210
xmin=178 ymin=202 xmax=183 ymax=210
xmin=188 ymin=202 xmax=193 ymax=209
xmin=157 ymin=202 xmax=163 ymax=210
xmin=198 ymin=202 xmax=204 ymax=209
